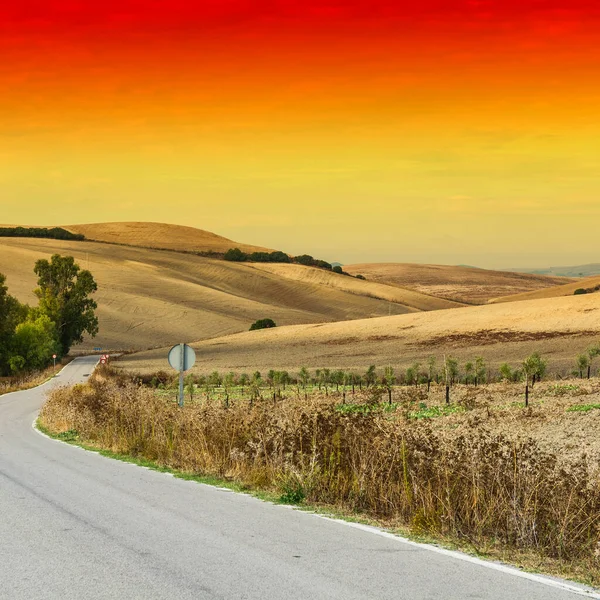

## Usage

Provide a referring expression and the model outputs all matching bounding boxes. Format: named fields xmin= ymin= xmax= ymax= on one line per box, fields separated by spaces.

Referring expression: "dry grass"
xmin=120 ymin=292 xmax=600 ymax=375
xmin=490 ymin=275 xmax=600 ymax=304
xmin=0 ymin=359 xmax=71 ymax=396
xmin=0 ymin=237 xmax=418 ymax=352
xmin=345 ymin=263 xmax=573 ymax=305
xmin=40 ymin=368 xmax=600 ymax=584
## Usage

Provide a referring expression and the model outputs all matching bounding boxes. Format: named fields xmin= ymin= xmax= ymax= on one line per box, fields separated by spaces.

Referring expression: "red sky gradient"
xmin=2 ymin=1 xmax=600 ymax=266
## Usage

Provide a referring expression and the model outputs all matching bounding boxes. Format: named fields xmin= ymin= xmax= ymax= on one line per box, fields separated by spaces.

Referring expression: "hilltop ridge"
xmin=63 ymin=222 xmax=272 ymax=255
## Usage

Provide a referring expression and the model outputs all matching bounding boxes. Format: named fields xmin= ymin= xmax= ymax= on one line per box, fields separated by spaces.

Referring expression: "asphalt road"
xmin=0 ymin=356 xmax=598 ymax=600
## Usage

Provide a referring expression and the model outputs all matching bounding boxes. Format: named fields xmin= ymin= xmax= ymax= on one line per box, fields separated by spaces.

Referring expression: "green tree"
xmin=427 ymin=356 xmax=437 ymax=383
xmin=364 ymin=365 xmax=377 ymax=388
xmin=208 ymin=371 xmax=222 ymax=388
xmin=575 ymin=354 xmax=590 ymax=379
xmin=332 ymin=369 xmax=345 ymax=392
xmin=268 ymin=251 xmax=291 ymax=263
xmin=332 ymin=266 xmax=343 ymax=274
xmin=499 ymin=363 xmax=513 ymax=382
xmin=444 ymin=356 xmax=459 ymax=385
xmin=239 ymin=373 xmax=250 ymax=393
xmin=319 ymin=368 xmax=331 ymax=395
xmin=34 ymin=254 xmax=98 ymax=355
xmin=298 ymin=367 xmax=310 ymax=390
xmin=10 ymin=314 xmax=60 ymax=373
xmin=223 ymin=248 xmax=247 ymax=262
xmin=383 ymin=366 xmax=395 ymax=404
xmin=464 ymin=361 xmax=474 ymax=384
xmin=223 ymin=372 xmax=236 ymax=406
xmin=185 ymin=375 xmax=196 ymax=401
xmin=405 ymin=364 xmax=419 ymax=386
xmin=294 ymin=254 xmax=315 ymax=266
xmin=0 ymin=273 xmax=28 ymax=374
xmin=522 ymin=352 xmax=547 ymax=406
xmin=249 ymin=318 xmax=277 ymax=331
xmin=587 ymin=343 xmax=600 ymax=378
xmin=475 ymin=356 xmax=486 ymax=385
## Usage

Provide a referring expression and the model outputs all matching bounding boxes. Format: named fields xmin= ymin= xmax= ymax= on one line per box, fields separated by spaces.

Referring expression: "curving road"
xmin=0 ymin=356 xmax=598 ymax=600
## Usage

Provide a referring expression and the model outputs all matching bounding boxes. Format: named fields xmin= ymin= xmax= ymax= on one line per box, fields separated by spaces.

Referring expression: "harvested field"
xmin=0 ymin=236 xmax=420 ymax=352
xmin=490 ymin=274 xmax=600 ymax=303
xmin=344 ymin=263 xmax=572 ymax=304
xmin=119 ymin=293 xmax=600 ymax=374
xmin=248 ymin=263 xmax=463 ymax=311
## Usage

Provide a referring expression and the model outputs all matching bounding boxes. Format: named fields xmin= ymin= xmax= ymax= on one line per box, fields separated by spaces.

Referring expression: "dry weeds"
xmin=40 ymin=368 xmax=600 ymax=584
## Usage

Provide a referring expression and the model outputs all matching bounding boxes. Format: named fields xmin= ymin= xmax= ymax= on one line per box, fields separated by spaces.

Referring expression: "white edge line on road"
xmin=33 ymin=421 xmax=600 ymax=600
xmin=310 ymin=516 xmax=600 ymax=599
xmin=29 ymin=362 xmax=600 ymax=600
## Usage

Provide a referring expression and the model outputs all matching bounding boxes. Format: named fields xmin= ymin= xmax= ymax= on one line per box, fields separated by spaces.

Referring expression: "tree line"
xmin=145 ymin=349 xmax=600 ymax=407
xmin=223 ymin=248 xmax=360 ymax=277
xmin=0 ymin=227 xmax=85 ymax=241
xmin=0 ymin=255 xmax=98 ymax=376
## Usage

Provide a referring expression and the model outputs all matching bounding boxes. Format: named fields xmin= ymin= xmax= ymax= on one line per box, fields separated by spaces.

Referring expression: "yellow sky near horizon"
xmin=2 ymin=1 xmax=600 ymax=269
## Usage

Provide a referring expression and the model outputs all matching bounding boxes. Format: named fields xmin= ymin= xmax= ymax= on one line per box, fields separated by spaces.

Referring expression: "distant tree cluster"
xmin=0 ymin=255 xmax=98 ymax=376
xmin=293 ymin=254 xmax=334 ymax=270
xmin=574 ymin=285 xmax=600 ymax=296
xmin=0 ymin=227 xmax=85 ymax=241
xmin=224 ymin=248 xmax=362 ymax=278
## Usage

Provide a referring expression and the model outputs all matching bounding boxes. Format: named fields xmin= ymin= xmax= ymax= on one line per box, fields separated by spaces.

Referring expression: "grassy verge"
xmin=0 ymin=359 xmax=73 ymax=397
xmin=36 ymin=419 xmax=598 ymax=588
xmin=38 ymin=370 xmax=600 ymax=589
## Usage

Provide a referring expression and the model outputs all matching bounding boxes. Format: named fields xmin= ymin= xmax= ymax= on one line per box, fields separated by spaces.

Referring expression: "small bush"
xmin=574 ymin=288 xmax=588 ymax=295
xmin=249 ymin=319 xmax=277 ymax=331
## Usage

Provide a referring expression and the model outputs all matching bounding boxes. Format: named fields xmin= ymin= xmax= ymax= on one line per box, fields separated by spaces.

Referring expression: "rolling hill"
xmin=247 ymin=263 xmax=463 ymax=311
xmin=0 ymin=233 xmax=448 ymax=352
xmin=119 ymin=293 xmax=600 ymax=375
xmin=489 ymin=275 xmax=600 ymax=304
xmin=344 ymin=263 xmax=573 ymax=304
xmin=63 ymin=221 xmax=272 ymax=255
xmin=3 ymin=222 xmax=596 ymax=369
xmin=506 ymin=263 xmax=600 ymax=278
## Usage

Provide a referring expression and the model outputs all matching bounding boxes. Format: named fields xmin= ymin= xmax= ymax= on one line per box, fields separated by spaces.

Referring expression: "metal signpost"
xmin=168 ymin=344 xmax=197 ymax=407
xmin=52 ymin=354 xmax=57 ymax=373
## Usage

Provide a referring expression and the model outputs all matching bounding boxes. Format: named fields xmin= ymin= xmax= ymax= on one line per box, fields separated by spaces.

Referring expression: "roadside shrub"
xmin=40 ymin=375 xmax=600 ymax=581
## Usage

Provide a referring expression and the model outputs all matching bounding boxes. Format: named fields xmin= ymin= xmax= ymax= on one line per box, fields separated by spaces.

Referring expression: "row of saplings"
xmin=142 ymin=345 xmax=600 ymax=408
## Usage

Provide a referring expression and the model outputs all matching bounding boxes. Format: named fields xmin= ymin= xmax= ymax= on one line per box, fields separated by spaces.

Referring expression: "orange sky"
xmin=1 ymin=1 xmax=600 ymax=267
